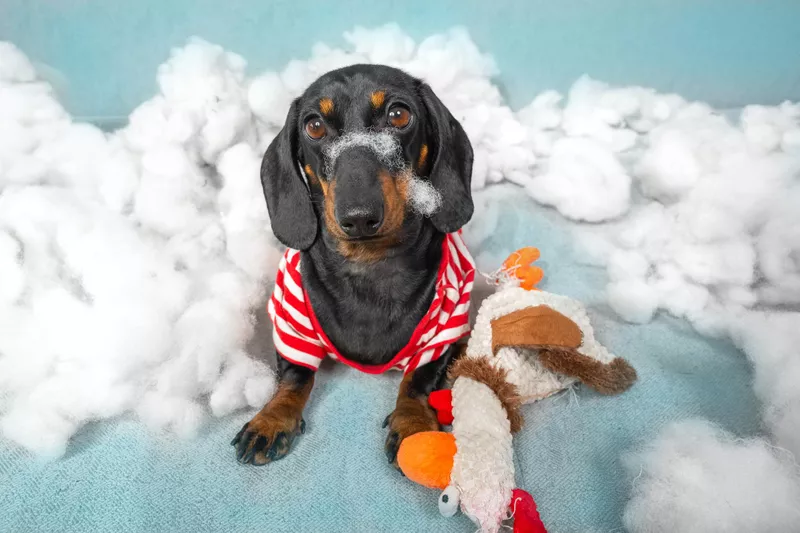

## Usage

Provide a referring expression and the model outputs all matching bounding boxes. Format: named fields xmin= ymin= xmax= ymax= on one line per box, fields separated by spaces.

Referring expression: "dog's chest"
xmin=303 ymin=264 xmax=438 ymax=365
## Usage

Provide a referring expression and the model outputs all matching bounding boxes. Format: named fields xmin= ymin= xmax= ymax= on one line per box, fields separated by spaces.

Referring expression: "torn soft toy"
xmin=397 ymin=248 xmax=637 ymax=533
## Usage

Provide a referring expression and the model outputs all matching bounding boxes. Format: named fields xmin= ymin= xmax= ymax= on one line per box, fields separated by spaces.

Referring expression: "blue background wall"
xmin=1 ymin=0 xmax=799 ymax=121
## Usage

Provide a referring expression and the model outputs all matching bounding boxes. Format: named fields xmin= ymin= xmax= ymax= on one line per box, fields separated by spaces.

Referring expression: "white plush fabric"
xmin=450 ymin=377 xmax=514 ymax=533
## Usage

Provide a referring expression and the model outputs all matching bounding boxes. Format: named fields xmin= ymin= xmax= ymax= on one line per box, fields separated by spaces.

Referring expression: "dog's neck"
xmin=300 ymin=219 xmax=444 ymax=366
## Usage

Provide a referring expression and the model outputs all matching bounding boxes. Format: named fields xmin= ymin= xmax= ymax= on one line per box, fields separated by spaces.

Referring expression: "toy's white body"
xmin=447 ymin=286 xmax=620 ymax=532
xmin=450 ymin=377 xmax=514 ymax=532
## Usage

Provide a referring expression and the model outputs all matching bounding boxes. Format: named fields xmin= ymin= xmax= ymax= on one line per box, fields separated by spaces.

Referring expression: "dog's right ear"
xmin=261 ymin=99 xmax=318 ymax=250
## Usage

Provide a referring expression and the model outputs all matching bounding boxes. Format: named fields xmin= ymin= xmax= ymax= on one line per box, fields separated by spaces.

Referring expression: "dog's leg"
xmin=231 ymin=356 xmax=314 ymax=466
xmin=383 ymin=343 xmax=461 ymax=468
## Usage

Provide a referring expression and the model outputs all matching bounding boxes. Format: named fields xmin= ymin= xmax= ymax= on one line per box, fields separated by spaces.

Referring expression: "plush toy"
xmin=397 ymin=248 xmax=637 ymax=533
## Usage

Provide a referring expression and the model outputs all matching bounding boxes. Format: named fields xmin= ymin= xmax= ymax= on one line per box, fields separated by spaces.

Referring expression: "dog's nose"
xmin=338 ymin=207 xmax=383 ymax=238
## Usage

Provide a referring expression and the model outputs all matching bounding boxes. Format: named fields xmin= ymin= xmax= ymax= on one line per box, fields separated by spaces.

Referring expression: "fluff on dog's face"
xmin=260 ymin=64 xmax=474 ymax=260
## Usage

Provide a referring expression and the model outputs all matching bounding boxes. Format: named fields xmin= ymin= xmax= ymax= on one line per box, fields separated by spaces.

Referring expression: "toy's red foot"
xmin=428 ymin=389 xmax=453 ymax=425
xmin=511 ymin=489 xmax=547 ymax=533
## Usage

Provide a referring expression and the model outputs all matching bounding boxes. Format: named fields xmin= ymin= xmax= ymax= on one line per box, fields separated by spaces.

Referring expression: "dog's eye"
xmin=305 ymin=118 xmax=327 ymax=140
xmin=388 ymin=105 xmax=412 ymax=129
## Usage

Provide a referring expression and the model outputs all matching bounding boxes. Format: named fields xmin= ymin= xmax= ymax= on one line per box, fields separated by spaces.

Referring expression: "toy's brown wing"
xmin=490 ymin=306 xmax=637 ymax=395
xmin=491 ymin=305 xmax=583 ymax=354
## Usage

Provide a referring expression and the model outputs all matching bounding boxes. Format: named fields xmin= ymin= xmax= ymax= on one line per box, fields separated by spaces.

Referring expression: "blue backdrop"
xmin=2 ymin=0 xmax=799 ymax=120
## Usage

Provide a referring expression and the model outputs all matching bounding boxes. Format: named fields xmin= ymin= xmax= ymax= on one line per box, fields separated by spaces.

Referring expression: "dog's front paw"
xmin=231 ymin=409 xmax=305 ymax=466
xmin=383 ymin=397 xmax=440 ymax=469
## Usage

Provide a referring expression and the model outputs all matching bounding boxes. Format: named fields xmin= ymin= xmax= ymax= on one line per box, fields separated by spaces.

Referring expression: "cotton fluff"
xmin=756 ymin=187 xmax=800 ymax=304
xmin=526 ymin=137 xmax=631 ymax=222
xmin=563 ymin=95 xmax=800 ymax=328
xmin=729 ymin=312 xmax=800 ymax=459
xmin=0 ymin=41 xmax=281 ymax=458
xmin=623 ymin=420 xmax=800 ymax=533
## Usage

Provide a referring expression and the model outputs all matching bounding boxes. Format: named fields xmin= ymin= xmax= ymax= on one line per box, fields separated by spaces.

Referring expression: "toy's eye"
xmin=438 ymin=485 xmax=460 ymax=517
xmin=388 ymin=105 xmax=412 ymax=129
xmin=305 ymin=118 xmax=327 ymax=140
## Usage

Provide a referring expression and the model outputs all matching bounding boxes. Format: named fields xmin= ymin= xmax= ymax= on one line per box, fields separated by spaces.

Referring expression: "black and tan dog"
xmin=231 ymin=65 xmax=475 ymax=466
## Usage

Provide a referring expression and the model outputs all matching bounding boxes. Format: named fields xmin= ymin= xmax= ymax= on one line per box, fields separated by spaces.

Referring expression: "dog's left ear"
xmin=419 ymin=83 xmax=474 ymax=233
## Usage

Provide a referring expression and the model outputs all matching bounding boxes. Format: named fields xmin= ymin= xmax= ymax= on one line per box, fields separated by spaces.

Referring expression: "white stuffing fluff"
xmin=0 ymin=40 xmax=281 ymax=458
xmin=729 ymin=312 xmax=800 ymax=460
xmin=525 ymin=137 xmax=631 ymax=222
xmin=623 ymin=420 xmax=800 ymax=533
xmin=324 ymin=131 xmax=405 ymax=175
xmin=404 ymin=175 xmax=443 ymax=216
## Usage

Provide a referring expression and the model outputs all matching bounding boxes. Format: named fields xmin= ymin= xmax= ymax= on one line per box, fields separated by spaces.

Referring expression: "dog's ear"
xmin=419 ymin=83 xmax=474 ymax=233
xmin=260 ymin=99 xmax=318 ymax=250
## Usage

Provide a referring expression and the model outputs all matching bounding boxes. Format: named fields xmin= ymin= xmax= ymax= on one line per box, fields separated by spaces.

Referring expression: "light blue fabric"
xmin=0 ymin=185 xmax=761 ymax=532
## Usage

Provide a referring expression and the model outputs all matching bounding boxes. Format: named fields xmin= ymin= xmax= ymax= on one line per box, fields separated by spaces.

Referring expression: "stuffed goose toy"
xmin=398 ymin=248 xmax=637 ymax=533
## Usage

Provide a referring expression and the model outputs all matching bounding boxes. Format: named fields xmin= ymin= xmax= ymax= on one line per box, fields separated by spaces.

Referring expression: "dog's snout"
xmin=330 ymin=145 xmax=387 ymax=239
xmin=337 ymin=207 xmax=383 ymax=238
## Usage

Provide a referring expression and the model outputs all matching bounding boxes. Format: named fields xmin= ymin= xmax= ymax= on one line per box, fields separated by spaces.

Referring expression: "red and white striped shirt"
xmin=268 ymin=232 xmax=476 ymax=375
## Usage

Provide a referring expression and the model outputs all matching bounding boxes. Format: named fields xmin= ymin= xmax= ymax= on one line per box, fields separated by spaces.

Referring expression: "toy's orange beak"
xmin=397 ymin=431 xmax=456 ymax=490
xmin=501 ymin=247 xmax=544 ymax=291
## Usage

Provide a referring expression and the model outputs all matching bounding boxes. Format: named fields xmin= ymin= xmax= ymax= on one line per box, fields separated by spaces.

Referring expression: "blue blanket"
xmin=0 ymin=185 xmax=760 ymax=532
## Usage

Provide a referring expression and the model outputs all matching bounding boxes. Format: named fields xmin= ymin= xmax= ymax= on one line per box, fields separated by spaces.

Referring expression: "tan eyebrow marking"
xmin=370 ymin=90 xmax=385 ymax=109
xmin=319 ymin=98 xmax=334 ymax=115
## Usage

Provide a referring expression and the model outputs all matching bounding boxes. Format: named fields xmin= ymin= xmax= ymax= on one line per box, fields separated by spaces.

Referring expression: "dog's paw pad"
xmin=231 ymin=413 xmax=305 ymax=466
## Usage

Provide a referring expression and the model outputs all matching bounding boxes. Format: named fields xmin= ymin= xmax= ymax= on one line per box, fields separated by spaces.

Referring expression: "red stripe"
xmin=274 ymin=328 xmax=327 ymax=358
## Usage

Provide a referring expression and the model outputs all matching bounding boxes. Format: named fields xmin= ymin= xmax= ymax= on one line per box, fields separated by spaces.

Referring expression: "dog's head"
xmin=260 ymin=64 xmax=473 ymax=259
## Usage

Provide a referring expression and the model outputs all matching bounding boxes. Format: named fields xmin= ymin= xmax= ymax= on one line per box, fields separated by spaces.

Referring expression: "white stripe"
xmin=272 ymin=331 xmax=323 ymax=368
xmin=451 ymin=233 xmax=475 ymax=268
xmin=425 ymin=324 xmax=469 ymax=346
xmin=419 ymin=324 xmax=440 ymax=344
xmin=452 ymin=300 xmax=471 ymax=317
xmin=277 ymin=253 xmax=288 ymax=271
xmin=439 ymin=301 xmax=469 ymax=324
xmin=447 ymin=239 xmax=462 ymax=272
xmin=445 ymin=264 xmax=458 ymax=288
xmin=282 ymin=265 xmax=305 ymax=302
xmin=444 ymin=287 xmax=460 ymax=303
xmin=414 ymin=348 xmax=436 ymax=369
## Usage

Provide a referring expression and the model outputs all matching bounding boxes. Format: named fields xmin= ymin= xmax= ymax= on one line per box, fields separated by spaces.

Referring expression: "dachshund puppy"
xmin=232 ymin=64 xmax=474 ymax=467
